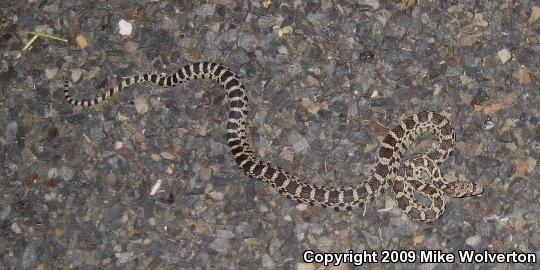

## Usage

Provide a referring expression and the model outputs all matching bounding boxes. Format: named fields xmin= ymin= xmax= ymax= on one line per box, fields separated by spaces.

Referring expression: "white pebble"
xmin=11 ymin=222 xmax=22 ymax=234
xmin=497 ymin=49 xmax=512 ymax=64
xmin=114 ymin=141 xmax=123 ymax=149
xmin=118 ymin=19 xmax=133 ymax=36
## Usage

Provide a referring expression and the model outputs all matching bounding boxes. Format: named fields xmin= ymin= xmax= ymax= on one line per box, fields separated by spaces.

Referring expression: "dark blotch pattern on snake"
xmin=63 ymin=62 xmax=483 ymax=222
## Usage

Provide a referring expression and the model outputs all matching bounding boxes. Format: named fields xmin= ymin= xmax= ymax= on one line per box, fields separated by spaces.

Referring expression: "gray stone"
xmin=238 ymin=33 xmax=258 ymax=52
xmin=195 ymin=4 xmax=216 ymax=16
xmin=21 ymin=243 xmax=36 ymax=269
xmin=209 ymin=237 xmax=231 ymax=254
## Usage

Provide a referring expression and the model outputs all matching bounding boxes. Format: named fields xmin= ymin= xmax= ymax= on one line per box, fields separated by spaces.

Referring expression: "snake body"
xmin=64 ymin=62 xmax=483 ymax=222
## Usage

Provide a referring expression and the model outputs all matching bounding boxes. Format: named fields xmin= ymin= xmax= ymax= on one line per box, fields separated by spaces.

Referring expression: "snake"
xmin=63 ymin=62 xmax=483 ymax=222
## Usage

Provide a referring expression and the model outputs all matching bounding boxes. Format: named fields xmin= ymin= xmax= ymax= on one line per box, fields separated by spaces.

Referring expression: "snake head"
xmin=445 ymin=181 xmax=484 ymax=197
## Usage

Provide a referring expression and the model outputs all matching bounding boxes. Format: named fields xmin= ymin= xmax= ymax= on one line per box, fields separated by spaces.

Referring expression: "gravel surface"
xmin=1 ymin=0 xmax=539 ymax=269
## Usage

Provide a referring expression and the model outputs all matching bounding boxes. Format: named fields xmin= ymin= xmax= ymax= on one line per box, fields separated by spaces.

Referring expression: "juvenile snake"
xmin=63 ymin=62 xmax=483 ymax=222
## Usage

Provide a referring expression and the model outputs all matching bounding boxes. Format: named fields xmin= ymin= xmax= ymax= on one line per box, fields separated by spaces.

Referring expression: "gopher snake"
xmin=63 ymin=62 xmax=483 ymax=222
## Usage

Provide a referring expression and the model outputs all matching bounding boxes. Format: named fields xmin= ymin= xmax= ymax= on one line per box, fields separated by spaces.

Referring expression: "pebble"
xmin=209 ymin=237 xmax=230 ymax=254
xmin=44 ymin=68 xmax=58 ymax=80
xmin=261 ymin=253 xmax=275 ymax=269
xmin=105 ymin=172 xmax=117 ymax=186
xmin=160 ymin=151 xmax=176 ymax=160
xmin=527 ymin=157 xmax=537 ymax=173
xmin=134 ymin=95 xmax=149 ymax=114
xmin=402 ymin=0 xmax=415 ymax=9
xmin=215 ymin=229 xmax=235 ymax=239
xmin=297 ymin=263 xmax=315 ymax=270
xmin=237 ymin=33 xmax=258 ymax=52
xmin=235 ymin=222 xmax=253 ymax=237
xmin=358 ymin=0 xmax=379 ymax=10
xmin=118 ymin=19 xmax=132 ymax=36
xmin=35 ymin=25 xmax=54 ymax=35
xmin=529 ymin=6 xmax=540 ymax=24
xmin=47 ymin=168 xmax=58 ymax=179
xmin=75 ymin=34 xmax=88 ymax=48
xmin=114 ymin=141 xmax=123 ymax=150
xmin=200 ymin=167 xmax=213 ymax=181
xmin=22 ymin=243 xmax=36 ymax=269
xmin=280 ymin=147 xmax=294 ymax=161
xmin=115 ymin=252 xmax=133 ymax=264
xmin=208 ymin=191 xmax=224 ymax=200
xmin=151 ymin=153 xmax=161 ymax=161
xmin=214 ymin=0 xmax=234 ymax=5
xmin=70 ymin=68 xmax=83 ymax=82
xmin=87 ymin=66 xmax=101 ymax=79
xmin=58 ymin=166 xmax=75 ymax=181
xmin=306 ymin=75 xmax=319 ymax=86
xmin=475 ymin=94 xmax=517 ymax=116
xmin=316 ymin=236 xmax=334 ymax=252
xmin=277 ymin=45 xmax=288 ymax=55
xmin=5 ymin=121 xmax=18 ymax=142
xmin=512 ymin=68 xmax=534 ymax=85
xmin=510 ymin=159 xmax=531 ymax=180
xmin=209 ymin=140 xmax=224 ymax=156
xmin=307 ymin=12 xmax=329 ymax=29
xmin=474 ymin=13 xmax=489 ymax=27
xmin=277 ymin=26 xmax=293 ymax=37
xmin=293 ymin=138 xmax=309 ymax=152
xmin=499 ymin=118 xmax=516 ymax=134
xmin=497 ymin=49 xmax=511 ymax=64
xmin=300 ymin=98 xmax=322 ymax=115
xmin=465 ymin=235 xmax=481 ymax=247
xmin=413 ymin=234 xmax=425 ymax=245
xmin=232 ymin=49 xmax=250 ymax=65
xmin=124 ymin=41 xmax=138 ymax=52
xmin=11 ymin=222 xmax=22 ymax=234
xmin=196 ymin=4 xmax=215 ymax=16
xmin=166 ymin=165 xmax=174 ymax=174
xmin=258 ymin=14 xmax=283 ymax=29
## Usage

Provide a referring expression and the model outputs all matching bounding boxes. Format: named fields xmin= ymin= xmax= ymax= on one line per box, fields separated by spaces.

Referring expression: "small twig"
xmin=81 ymin=133 xmax=92 ymax=144
xmin=21 ymin=34 xmax=40 ymax=51
xmin=26 ymin=31 xmax=68 ymax=42
xmin=16 ymin=35 xmax=39 ymax=59
xmin=17 ymin=31 xmax=68 ymax=59
xmin=150 ymin=179 xmax=162 ymax=196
